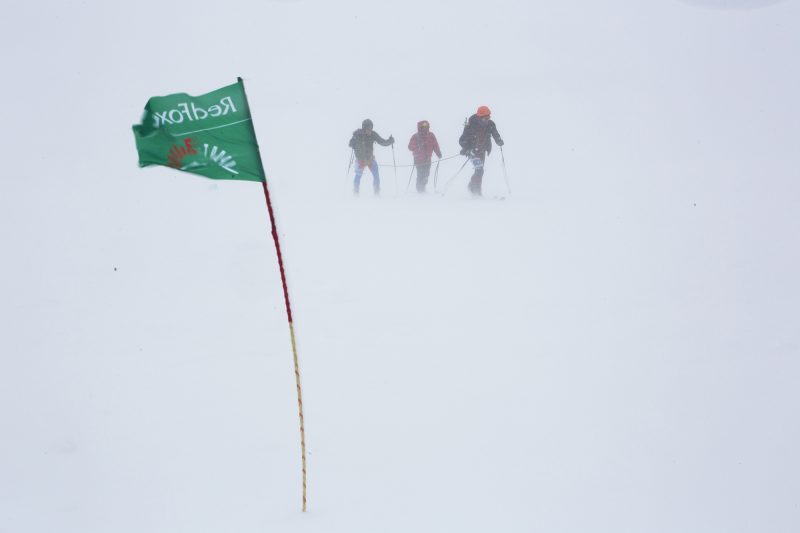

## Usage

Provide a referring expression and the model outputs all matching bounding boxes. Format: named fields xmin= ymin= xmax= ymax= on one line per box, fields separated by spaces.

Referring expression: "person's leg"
xmin=416 ymin=163 xmax=431 ymax=193
xmin=354 ymin=160 xmax=367 ymax=194
xmin=468 ymin=155 xmax=485 ymax=195
xmin=368 ymin=159 xmax=381 ymax=195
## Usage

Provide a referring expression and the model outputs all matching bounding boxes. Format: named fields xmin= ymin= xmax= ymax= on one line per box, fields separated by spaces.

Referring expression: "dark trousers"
xmin=415 ymin=162 xmax=431 ymax=192
xmin=468 ymin=153 xmax=486 ymax=195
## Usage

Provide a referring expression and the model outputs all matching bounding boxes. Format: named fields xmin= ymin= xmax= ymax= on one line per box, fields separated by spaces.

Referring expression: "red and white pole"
xmin=239 ymin=77 xmax=307 ymax=513
xmin=261 ymin=180 xmax=308 ymax=513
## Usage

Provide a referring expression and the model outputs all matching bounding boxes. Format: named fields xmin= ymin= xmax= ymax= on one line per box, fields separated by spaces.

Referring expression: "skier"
xmin=407 ymin=120 xmax=442 ymax=193
xmin=458 ymin=106 xmax=504 ymax=196
xmin=348 ymin=119 xmax=394 ymax=196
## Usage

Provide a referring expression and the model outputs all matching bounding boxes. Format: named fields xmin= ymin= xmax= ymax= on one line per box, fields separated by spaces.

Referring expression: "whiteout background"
xmin=1 ymin=1 xmax=798 ymax=532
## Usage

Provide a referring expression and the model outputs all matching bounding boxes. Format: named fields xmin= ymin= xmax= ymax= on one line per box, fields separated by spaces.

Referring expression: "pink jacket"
xmin=408 ymin=121 xmax=442 ymax=164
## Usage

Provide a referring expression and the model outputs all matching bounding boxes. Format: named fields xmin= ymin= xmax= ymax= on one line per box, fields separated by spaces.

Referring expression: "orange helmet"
xmin=476 ymin=106 xmax=491 ymax=117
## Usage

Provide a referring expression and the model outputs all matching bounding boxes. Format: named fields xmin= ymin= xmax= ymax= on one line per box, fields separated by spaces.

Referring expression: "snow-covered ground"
xmin=1 ymin=1 xmax=799 ymax=532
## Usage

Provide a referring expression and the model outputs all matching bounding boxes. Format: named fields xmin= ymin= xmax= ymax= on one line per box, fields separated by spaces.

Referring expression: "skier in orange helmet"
xmin=458 ymin=106 xmax=504 ymax=196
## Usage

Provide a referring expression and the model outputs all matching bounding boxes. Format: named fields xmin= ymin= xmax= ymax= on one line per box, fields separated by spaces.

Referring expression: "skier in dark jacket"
xmin=348 ymin=119 xmax=394 ymax=196
xmin=407 ymin=120 xmax=442 ymax=193
xmin=458 ymin=106 xmax=504 ymax=196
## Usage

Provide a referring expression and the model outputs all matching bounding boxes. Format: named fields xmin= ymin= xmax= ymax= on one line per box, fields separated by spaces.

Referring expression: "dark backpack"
xmin=458 ymin=117 xmax=472 ymax=149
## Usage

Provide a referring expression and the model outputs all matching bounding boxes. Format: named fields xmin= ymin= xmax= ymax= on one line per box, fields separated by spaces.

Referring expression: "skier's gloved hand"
xmin=459 ymin=147 xmax=470 ymax=156
xmin=388 ymin=135 xmax=395 ymax=144
xmin=496 ymin=139 xmax=504 ymax=147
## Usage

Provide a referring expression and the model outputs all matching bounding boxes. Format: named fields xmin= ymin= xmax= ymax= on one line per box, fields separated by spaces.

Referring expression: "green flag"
xmin=133 ymin=80 xmax=265 ymax=182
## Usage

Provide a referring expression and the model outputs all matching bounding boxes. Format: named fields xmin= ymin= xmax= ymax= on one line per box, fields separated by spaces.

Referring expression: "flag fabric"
xmin=132 ymin=80 xmax=265 ymax=182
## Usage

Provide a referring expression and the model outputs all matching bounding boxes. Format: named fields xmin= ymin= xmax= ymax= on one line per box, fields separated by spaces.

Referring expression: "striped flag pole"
xmin=240 ymin=78 xmax=308 ymax=512
xmin=261 ymin=180 xmax=307 ymax=513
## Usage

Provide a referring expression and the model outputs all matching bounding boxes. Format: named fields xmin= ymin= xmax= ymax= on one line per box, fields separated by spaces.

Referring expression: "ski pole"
xmin=346 ymin=149 xmax=354 ymax=182
xmin=391 ymin=142 xmax=397 ymax=195
xmin=500 ymin=146 xmax=511 ymax=195
xmin=442 ymin=156 xmax=472 ymax=194
xmin=405 ymin=164 xmax=415 ymax=193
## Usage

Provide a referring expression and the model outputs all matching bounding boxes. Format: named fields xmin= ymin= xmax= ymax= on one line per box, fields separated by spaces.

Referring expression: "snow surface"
xmin=1 ymin=1 xmax=799 ymax=532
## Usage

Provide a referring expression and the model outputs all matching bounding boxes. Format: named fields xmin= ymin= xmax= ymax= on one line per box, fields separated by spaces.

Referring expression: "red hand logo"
xmin=167 ymin=138 xmax=198 ymax=168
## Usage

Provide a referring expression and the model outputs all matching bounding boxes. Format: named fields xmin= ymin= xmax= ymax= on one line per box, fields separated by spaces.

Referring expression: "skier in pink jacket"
xmin=407 ymin=120 xmax=442 ymax=193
